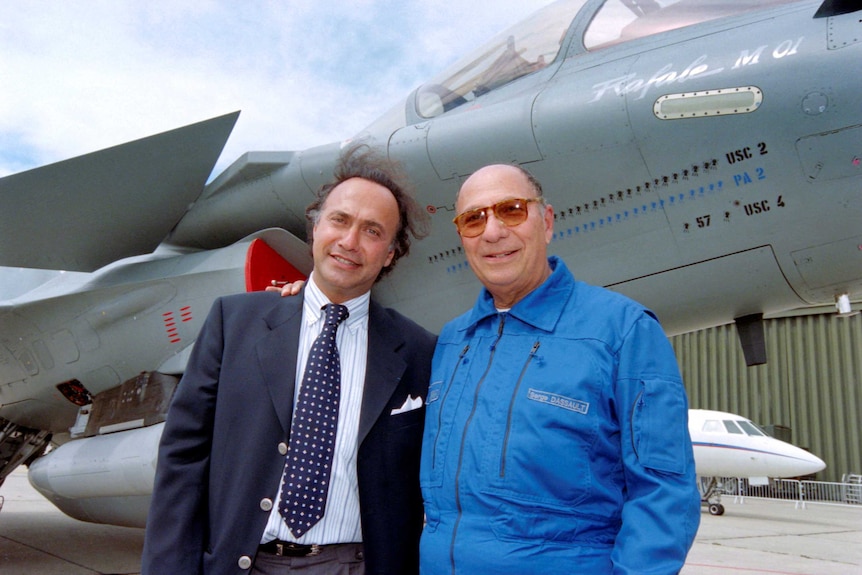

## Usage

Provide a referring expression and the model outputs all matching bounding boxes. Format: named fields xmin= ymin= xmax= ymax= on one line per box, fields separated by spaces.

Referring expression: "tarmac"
xmin=1 ymin=466 xmax=860 ymax=574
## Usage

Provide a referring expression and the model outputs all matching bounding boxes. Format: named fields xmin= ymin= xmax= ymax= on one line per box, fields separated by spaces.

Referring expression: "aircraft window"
xmin=723 ymin=420 xmax=744 ymax=434
xmin=737 ymin=420 xmax=767 ymax=437
xmin=701 ymin=419 xmax=722 ymax=433
xmin=415 ymin=0 xmax=585 ymax=118
xmin=584 ymin=0 xmax=802 ymax=50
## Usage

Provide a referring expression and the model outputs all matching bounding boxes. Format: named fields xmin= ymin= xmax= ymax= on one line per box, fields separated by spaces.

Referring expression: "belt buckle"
xmin=274 ymin=542 xmax=322 ymax=557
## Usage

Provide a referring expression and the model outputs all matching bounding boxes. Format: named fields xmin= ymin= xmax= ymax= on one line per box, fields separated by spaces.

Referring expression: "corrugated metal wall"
xmin=671 ymin=312 xmax=862 ymax=483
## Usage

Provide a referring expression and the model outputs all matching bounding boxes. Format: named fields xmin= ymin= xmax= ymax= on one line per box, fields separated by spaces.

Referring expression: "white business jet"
xmin=689 ymin=409 xmax=826 ymax=515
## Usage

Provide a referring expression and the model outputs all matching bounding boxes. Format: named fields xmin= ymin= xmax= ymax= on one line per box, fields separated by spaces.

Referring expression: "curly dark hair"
xmin=305 ymin=142 xmax=430 ymax=281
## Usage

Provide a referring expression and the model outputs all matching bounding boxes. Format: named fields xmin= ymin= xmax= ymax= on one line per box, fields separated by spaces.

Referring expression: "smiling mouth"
xmin=485 ymin=250 xmax=517 ymax=259
xmin=332 ymin=253 xmax=359 ymax=267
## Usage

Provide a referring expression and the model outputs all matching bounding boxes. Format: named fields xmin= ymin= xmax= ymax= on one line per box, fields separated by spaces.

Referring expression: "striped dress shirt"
xmin=261 ymin=273 xmax=368 ymax=544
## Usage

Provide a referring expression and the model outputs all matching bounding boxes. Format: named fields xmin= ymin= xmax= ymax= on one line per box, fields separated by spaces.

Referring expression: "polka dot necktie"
xmin=279 ymin=303 xmax=349 ymax=538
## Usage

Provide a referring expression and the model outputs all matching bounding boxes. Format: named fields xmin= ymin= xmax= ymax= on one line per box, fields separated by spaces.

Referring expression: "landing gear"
xmin=0 ymin=419 xmax=51 ymax=486
xmin=699 ymin=476 xmax=728 ymax=516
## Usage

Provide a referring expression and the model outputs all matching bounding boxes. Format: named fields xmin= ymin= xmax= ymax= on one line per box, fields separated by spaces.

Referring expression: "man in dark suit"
xmin=142 ymin=144 xmax=435 ymax=575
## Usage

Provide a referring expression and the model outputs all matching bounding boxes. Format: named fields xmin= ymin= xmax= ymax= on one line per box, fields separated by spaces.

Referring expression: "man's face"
xmin=455 ymin=165 xmax=554 ymax=308
xmin=311 ymin=177 xmax=399 ymax=303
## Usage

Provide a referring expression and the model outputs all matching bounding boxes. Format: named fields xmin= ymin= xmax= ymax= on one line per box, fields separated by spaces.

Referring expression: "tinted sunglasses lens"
xmin=495 ymin=199 xmax=529 ymax=226
xmin=454 ymin=199 xmax=533 ymax=237
xmin=455 ymin=209 xmax=487 ymax=237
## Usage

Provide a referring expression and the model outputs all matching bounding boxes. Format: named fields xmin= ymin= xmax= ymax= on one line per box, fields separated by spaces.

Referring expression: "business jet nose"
xmin=799 ymin=451 xmax=827 ymax=475
xmin=779 ymin=443 xmax=827 ymax=477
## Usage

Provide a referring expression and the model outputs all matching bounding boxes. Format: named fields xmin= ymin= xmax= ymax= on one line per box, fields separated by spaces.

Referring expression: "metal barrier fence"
xmin=724 ymin=474 xmax=862 ymax=509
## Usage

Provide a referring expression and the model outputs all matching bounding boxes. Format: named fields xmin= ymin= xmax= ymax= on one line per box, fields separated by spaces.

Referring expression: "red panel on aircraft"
xmin=244 ymin=238 xmax=307 ymax=292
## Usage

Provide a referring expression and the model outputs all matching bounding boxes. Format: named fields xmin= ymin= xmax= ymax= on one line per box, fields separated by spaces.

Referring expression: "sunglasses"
xmin=452 ymin=197 xmax=543 ymax=238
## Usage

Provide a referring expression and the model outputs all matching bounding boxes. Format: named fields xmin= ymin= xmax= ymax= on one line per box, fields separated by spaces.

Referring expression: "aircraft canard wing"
xmin=0 ymin=111 xmax=239 ymax=272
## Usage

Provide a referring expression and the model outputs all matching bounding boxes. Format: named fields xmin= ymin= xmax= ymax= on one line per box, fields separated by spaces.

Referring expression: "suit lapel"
xmin=359 ymin=302 xmax=407 ymax=445
xmin=256 ymin=295 xmax=304 ymax=436
xmin=255 ymin=296 xmax=407 ymax=443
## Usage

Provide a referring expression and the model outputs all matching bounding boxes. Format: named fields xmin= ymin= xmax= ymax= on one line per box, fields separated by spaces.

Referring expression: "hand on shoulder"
xmin=265 ymin=280 xmax=306 ymax=297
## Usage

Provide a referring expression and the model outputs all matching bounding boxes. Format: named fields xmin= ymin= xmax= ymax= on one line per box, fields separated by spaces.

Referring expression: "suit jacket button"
xmin=238 ymin=555 xmax=252 ymax=570
xmin=260 ymin=498 xmax=273 ymax=511
xmin=278 ymin=442 xmax=288 ymax=455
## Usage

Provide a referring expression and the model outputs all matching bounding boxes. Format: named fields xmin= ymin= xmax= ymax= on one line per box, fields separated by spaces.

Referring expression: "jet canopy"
xmin=414 ymin=0 xmax=582 ymax=119
xmin=413 ymin=0 xmax=802 ymax=119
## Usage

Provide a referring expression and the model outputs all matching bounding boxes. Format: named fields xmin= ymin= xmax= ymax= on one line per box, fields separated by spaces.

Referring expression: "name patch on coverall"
xmin=527 ymin=388 xmax=589 ymax=414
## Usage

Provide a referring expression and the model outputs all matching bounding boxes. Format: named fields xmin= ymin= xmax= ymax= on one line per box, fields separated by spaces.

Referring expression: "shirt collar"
xmin=304 ymin=272 xmax=370 ymax=331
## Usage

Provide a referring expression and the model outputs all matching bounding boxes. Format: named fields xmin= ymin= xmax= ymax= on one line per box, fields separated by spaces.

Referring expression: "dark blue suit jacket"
xmin=142 ymin=290 xmax=435 ymax=575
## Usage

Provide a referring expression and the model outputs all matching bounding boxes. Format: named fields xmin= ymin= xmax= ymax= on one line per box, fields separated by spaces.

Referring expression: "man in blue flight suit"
xmin=419 ymin=164 xmax=700 ymax=574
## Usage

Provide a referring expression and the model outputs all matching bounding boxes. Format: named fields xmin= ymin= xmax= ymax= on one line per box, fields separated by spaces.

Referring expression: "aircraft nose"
xmin=771 ymin=442 xmax=827 ymax=478
xmin=800 ymin=452 xmax=827 ymax=475
xmin=785 ymin=443 xmax=827 ymax=476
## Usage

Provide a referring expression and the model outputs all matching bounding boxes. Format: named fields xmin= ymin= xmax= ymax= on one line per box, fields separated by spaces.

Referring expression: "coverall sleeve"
xmin=610 ymin=312 xmax=700 ymax=574
xmin=141 ymin=298 xmax=225 ymax=575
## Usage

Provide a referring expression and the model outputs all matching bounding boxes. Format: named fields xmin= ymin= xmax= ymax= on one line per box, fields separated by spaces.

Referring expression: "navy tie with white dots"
xmin=279 ymin=303 xmax=349 ymax=538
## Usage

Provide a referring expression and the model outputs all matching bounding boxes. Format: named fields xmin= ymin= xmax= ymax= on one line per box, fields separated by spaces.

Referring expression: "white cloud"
xmin=0 ymin=0 xmax=555 ymax=178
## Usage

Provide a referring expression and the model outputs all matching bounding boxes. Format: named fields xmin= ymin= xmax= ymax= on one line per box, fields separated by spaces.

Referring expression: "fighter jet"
xmin=1 ymin=0 xmax=859 ymax=526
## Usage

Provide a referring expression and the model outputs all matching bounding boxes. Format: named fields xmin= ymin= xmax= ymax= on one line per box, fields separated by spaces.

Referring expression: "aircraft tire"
xmin=708 ymin=503 xmax=725 ymax=516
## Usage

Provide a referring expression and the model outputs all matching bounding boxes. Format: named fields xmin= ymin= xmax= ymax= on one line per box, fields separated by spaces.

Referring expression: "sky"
xmin=0 ymin=0 xmax=556 ymax=179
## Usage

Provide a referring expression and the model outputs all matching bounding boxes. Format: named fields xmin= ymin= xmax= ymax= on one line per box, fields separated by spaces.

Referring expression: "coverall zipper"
xmin=449 ymin=313 xmax=506 ymax=574
xmin=630 ymin=389 xmax=644 ymax=459
xmin=499 ymin=340 xmax=541 ymax=477
xmin=432 ymin=344 xmax=470 ymax=469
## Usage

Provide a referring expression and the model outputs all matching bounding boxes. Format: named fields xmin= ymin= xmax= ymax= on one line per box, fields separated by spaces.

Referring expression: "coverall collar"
xmin=463 ymin=255 xmax=575 ymax=333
